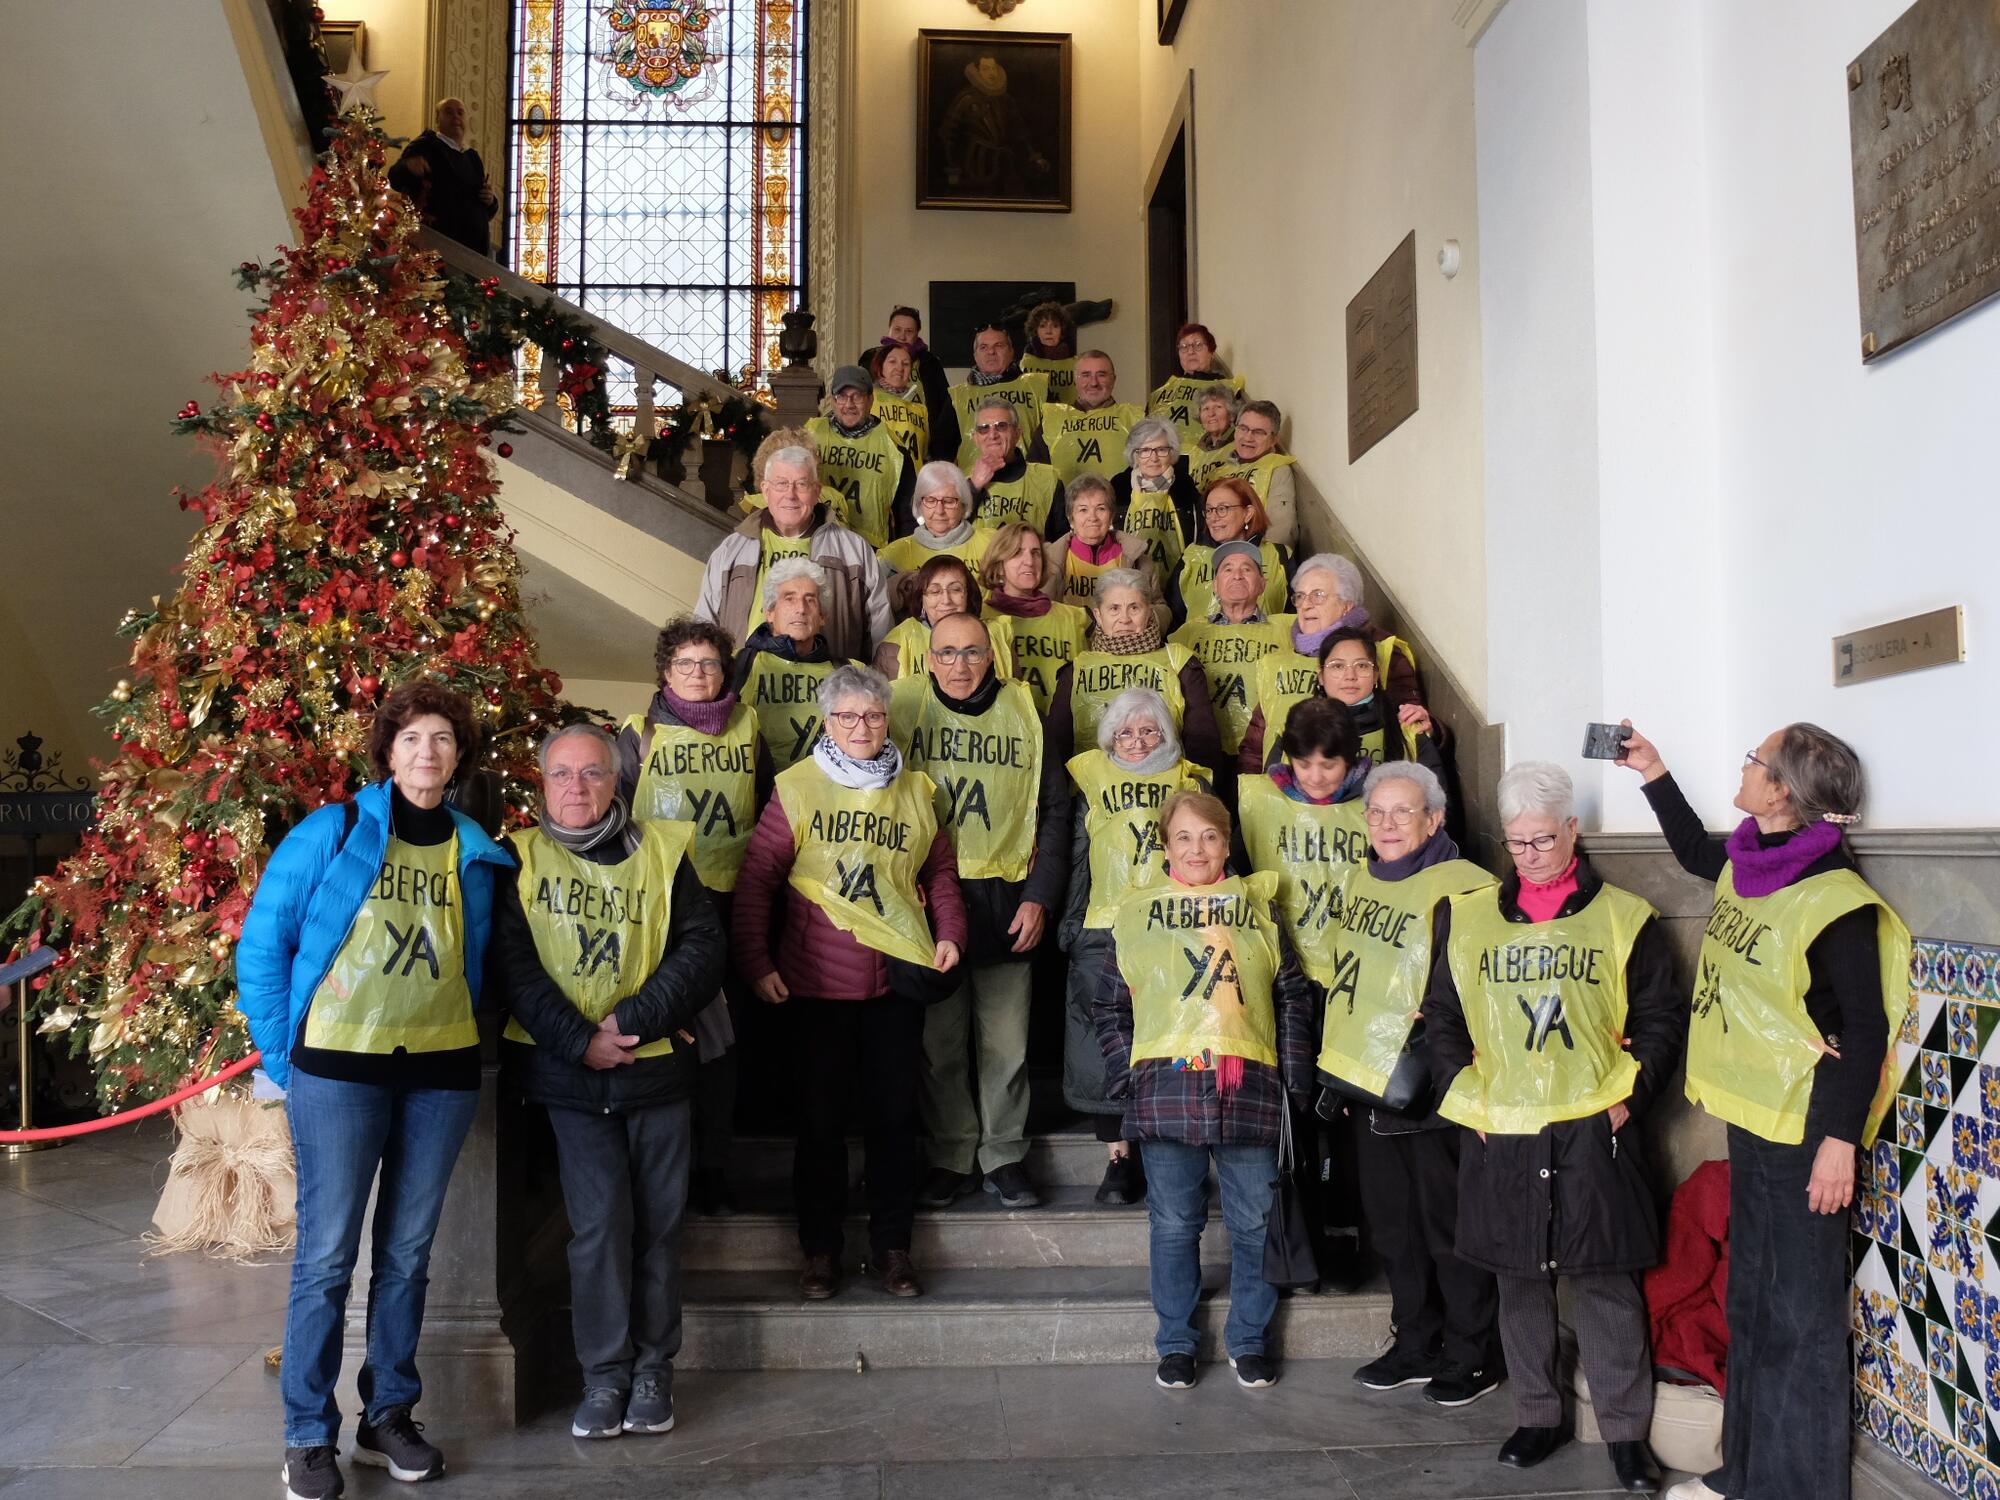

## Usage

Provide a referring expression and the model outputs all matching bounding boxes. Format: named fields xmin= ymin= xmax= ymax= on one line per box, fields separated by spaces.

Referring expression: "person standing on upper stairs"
xmin=952 ymin=323 xmax=1050 ymax=468
xmin=388 ymin=98 xmax=498 ymax=259
xmin=1113 ymin=416 xmax=1202 ymax=579
xmin=1201 ymin=400 xmax=1298 ymax=549
xmin=805 ymin=366 xmax=915 ymax=549
xmin=859 ymin=305 xmax=959 ymax=461
xmin=1045 ymin=351 xmax=1143 ymax=490
xmin=1019 ymin=300 xmax=1079 ymax=406
xmin=965 ymin=398 xmax=1064 ymax=539
xmin=1147 ymin=323 xmax=1243 ymax=453
xmin=727 ymin=559 xmax=854 ymax=779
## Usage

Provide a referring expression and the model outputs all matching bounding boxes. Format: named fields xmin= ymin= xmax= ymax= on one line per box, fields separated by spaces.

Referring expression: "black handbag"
xmin=1262 ymin=1100 xmax=1322 ymax=1291
xmin=885 ymin=954 xmax=961 ymax=1006
xmin=1317 ymin=1014 xmax=1438 ymax=1119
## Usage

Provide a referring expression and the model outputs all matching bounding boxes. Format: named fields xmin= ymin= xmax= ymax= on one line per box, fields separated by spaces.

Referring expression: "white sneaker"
xmin=1664 ymin=1479 xmax=1725 ymax=1500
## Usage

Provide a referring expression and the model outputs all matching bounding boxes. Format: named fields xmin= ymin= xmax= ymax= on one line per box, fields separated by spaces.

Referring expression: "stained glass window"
xmin=507 ymin=1 xmax=807 ymax=392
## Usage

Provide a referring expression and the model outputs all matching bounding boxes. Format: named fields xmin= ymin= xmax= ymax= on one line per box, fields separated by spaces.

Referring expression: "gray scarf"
xmin=1112 ymin=739 xmax=1182 ymax=776
xmin=813 ymin=737 xmax=903 ymax=790
xmin=915 ymin=518 xmax=975 ymax=549
xmin=1132 ymin=471 xmax=1172 ymax=493
xmin=540 ymin=793 xmax=638 ymax=856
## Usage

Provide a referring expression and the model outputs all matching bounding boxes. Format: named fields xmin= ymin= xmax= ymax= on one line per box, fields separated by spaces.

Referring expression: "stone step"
xmin=676 ymin=1265 xmax=1393 ymax=1370
xmin=683 ymin=1184 xmax=1229 ymax=1271
xmin=730 ymin=1129 xmax=1114 ymax=1190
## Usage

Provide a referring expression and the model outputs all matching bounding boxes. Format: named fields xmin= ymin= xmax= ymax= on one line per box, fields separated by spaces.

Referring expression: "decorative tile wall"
xmin=1855 ymin=939 xmax=2000 ymax=1499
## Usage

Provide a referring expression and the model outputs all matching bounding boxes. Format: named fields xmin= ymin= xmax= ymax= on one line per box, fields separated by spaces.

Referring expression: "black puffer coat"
xmin=1422 ymin=856 xmax=1683 ymax=1277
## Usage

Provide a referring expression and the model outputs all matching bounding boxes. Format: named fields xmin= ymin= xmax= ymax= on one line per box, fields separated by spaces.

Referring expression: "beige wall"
xmin=1135 ymin=3 xmax=1490 ymax=707
xmin=850 ymin=0 xmax=1147 ymax=385
xmin=327 ymin=0 xmax=431 ymax=144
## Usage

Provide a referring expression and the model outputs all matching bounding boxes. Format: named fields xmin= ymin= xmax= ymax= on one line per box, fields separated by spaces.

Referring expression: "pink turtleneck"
xmin=1515 ymin=856 xmax=1579 ymax=924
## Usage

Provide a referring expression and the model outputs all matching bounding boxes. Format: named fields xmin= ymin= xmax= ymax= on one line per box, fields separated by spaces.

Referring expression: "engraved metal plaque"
xmin=1833 ymin=605 xmax=1966 ymax=685
xmin=1346 ymin=231 xmax=1419 ymax=462
xmin=1848 ymin=0 xmax=2000 ymax=361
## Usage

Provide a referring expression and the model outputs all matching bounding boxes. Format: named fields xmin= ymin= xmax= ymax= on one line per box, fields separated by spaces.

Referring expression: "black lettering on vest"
xmin=1703 ymin=896 xmax=1771 ymax=966
xmin=1327 ymin=949 xmax=1361 ymax=1015
xmin=1692 ymin=955 xmax=1729 ymax=1033
xmin=834 ymin=857 xmax=884 ymax=915
xmin=684 ymin=786 xmax=740 ymax=838
xmin=941 ymin=774 xmax=991 ymax=832
xmin=1076 ymin=437 xmax=1102 ymax=466
xmin=1179 ymin=943 xmax=1243 ymax=1005
xmin=382 ymin=919 xmax=441 ymax=981
xmin=1518 ymin=993 xmax=1574 ymax=1052
xmin=788 ymin=714 xmax=821 ymax=761
xmin=1476 ymin=943 xmax=1606 ymax=986
xmin=1169 ymin=402 xmax=1190 ymax=426
xmin=572 ymin=924 xmax=624 ymax=981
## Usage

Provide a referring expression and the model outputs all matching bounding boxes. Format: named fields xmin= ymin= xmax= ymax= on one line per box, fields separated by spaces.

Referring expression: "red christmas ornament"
xmin=359 ymin=674 xmax=381 ymax=698
xmin=181 ymin=832 xmax=203 ymax=851
xmin=177 ymin=400 xmax=201 ymax=420
xmin=443 ymin=513 xmax=461 ymax=529
xmin=497 ymin=442 xmax=513 ymax=458
xmin=169 ymin=711 xmax=190 ymax=729
xmin=389 ymin=550 xmax=408 ymax=568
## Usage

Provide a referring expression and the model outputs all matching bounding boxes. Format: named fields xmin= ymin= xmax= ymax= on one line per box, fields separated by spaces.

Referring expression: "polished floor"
xmin=0 ymin=1122 xmax=1939 ymax=1499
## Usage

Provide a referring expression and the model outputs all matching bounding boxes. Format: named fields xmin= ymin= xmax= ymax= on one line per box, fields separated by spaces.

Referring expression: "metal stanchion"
xmin=1 ymin=946 xmax=63 ymax=1155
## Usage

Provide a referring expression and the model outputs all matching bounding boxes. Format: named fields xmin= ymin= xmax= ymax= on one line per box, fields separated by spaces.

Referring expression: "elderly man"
xmin=1169 ymin=540 xmax=1289 ymax=772
xmin=951 ymin=324 xmax=1049 ymax=466
xmin=696 ymin=443 xmax=891 ymax=661
xmin=965 ymin=398 xmax=1064 ymax=538
xmin=889 ymin=612 xmax=1070 ymax=1210
xmin=1044 ymin=350 xmax=1143 ymax=487
xmin=730 ymin=557 xmax=849 ymax=776
xmin=496 ymin=724 xmax=725 ymax=1442
xmin=805 ymin=366 xmax=915 ymax=548
xmin=1201 ymin=399 xmax=1298 ymax=549
xmin=388 ymin=98 xmax=498 ymax=257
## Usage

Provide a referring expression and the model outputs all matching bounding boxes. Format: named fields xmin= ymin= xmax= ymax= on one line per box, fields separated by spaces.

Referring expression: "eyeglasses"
xmin=1177 ymin=338 xmax=1210 ymax=352
xmin=1503 ymin=833 xmax=1563 ymax=854
xmin=1135 ymin=445 xmax=1174 ymax=458
xmin=764 ymin=479 xmax=810 ymax=496
xmin=1365 ymin=805 xmax=1423 ymax=826
xmin=1235 ymin=423 xmax=1275 ymax=439
xmin=546 ymin=766 xmax=610 ymax=786
xmin=1743 ymin=750 xmax=1770 ymax=770
xmin=669 ymin=657 xmax=725 ymax=677
xmin=973 ymin=421 xmax=1014 ymax=435
xmin=918 ymin=493 xmax=963 ymax=511
xmin=930 ymin=646 xmax=991 ymax=665
xmin=828 ymin=709 xmax=888 ymax=729
xmin=1323 ymin=658 xmax=1374 ymax=677
xmin=1295 ymin=589 xmax=1336 ymax=607
xmin=1112 ymin=726 xmax=1164 ymax=746
xmin=1203 ymin=503 xmax=1244 ymax=519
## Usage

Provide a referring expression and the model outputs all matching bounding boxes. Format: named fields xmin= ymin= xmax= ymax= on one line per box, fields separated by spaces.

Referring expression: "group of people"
xmin=235 ymin=306 xmax=1909 ymax=1500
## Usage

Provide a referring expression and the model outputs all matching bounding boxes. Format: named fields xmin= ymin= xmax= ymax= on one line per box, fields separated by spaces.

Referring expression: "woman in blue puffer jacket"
xmin=236 ymin=681 xmax=512 ymax=1500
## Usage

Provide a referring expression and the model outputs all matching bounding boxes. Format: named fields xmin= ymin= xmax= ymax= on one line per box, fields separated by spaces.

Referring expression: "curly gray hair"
xmin=762 ymin=556 xmax=830 ymax=613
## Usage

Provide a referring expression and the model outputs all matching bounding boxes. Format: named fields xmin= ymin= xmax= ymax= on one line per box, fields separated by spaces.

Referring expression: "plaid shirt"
xmin=1092 ymin=913 xmax=1318 ymax=1147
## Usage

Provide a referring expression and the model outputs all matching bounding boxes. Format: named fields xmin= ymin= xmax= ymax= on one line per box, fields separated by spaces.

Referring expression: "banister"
xmin=416 ymin=229 xmax=744 ymax=409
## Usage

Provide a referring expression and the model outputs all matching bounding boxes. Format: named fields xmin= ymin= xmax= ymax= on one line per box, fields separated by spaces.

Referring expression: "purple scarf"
xmin=1723 ymin=817 xmax=1844 ymax=897
xmin=1294 ymin=605 xmax=1371 ymax=657
xmin=656 ymin=685 xmax=738 ymax=737
xmin=880 ymin=333 xmax=931 ymax=358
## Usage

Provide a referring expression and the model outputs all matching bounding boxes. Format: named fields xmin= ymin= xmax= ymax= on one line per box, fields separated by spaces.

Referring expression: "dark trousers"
xmin=1496 ymin=1269 xmax=1653 ymax=1441
xmin=1357 ymin=1125 xmax=1497 ymax=1370
xmin=1710 ymin=1124 xmax=1852 ymax=1500
xmin=789 ymin=995 xmax=925 ymax=1261
xmin=693 ymin=993 xmax=742 ymax=1176
xmin=546 ymin=1099 xmax=691 ymax=1391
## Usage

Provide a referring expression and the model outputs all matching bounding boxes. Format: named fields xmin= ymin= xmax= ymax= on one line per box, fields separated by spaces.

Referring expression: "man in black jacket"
xmin=496 ymin=724 xmax=725 ymax=1442
xmin=387 ymin=98 xmax=499 ymax=258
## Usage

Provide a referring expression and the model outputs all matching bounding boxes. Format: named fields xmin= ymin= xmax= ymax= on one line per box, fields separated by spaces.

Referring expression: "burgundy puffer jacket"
xmin=733 ymin=780 xmax=968 ymax=1001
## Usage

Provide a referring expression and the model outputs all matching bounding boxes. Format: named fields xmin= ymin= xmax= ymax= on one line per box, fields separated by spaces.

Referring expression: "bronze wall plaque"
xmin=1848 ymin=0 xmax=2000 ymax=361
xmin=1347 ymin=231 xmax=1419 ymax=462
xmin=1833 ymin=605 xmax=1966 ymax=685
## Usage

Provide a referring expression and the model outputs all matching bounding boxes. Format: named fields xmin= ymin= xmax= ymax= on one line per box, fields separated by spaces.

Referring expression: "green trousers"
xmin=919 ymin=960 xmax=1033 ymax=1174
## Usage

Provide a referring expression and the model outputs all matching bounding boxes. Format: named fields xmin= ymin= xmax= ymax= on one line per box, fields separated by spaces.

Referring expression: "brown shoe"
xmin=874 ymin=1249 xmax=922 ymax=1298
xmin=800 ymin=1253 xmax=839 ymax=1300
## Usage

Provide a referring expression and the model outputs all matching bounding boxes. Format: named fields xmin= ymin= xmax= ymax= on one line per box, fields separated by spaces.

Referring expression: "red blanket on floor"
xmin=1643 ymin=1158 xmax=1731 ymax=1394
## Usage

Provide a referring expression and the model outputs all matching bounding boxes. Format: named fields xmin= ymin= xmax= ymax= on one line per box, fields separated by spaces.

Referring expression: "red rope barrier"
xmin=0 ymin=1050 xmax=265 ymax=1143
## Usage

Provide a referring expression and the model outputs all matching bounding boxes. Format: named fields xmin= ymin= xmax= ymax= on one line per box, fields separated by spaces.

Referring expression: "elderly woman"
xmin=615 ymin=616 xmax=769 ymax=1217
xmin=1202 ymin=399 xmax=1298 ymax=549
xmin=1060 ymin=689 xmax=1210 ymax=1205
xmin=1043 ymin=473 xmax=1165 ymax=615
xmin=872 ymin=553 xmax=1014 ymax=680
xmin=1046 ymin=568 xmax=1222 ymax=778
xmin=868 ymin=342 xmax=931 ymax=465
xmin=238 ymin=682 xmax=511 ymax=1496
xmin=1112 ymin=415 xmax=1201 ymax=575
xmin=1615 ymin=725 xmax=1911 ymax=1500
xmin=1187 ymin=384 xmax=1242 ymax=491
xmin=1424 ymin=762 xmax=1681 ymax=1492
xmin=732 ymin=665 xmax=967 ymax=1301
xmin=1147 ymin=325 xmax=1245 ymax=452
xmin=978 ymin=522 xmax=1090 ymax=714
xmin=1170 ymin=540 xmax=1291 ymax=776
xmin=1238 ymin=553 xmax=1420 ymax=772
xmin=877 ymin=460 xmax=992 ymax=580
xmin=1171 ymin=478 xmax=1289 ymax=627
xmin=1020 ymin=298 xmax=1079 ymax=405
xmin=730 ymin=557 xmax=848 ymax=776
xmin=496 ymin=723 xmax=724 ymax=1441
xmin=1095 ymin=789 xmax=1315 ymax=1392
xmin=965 ymin=397 xmax=1064 ymax=537
xmin=1311 ymin=761 xmax=1498 ymax=1403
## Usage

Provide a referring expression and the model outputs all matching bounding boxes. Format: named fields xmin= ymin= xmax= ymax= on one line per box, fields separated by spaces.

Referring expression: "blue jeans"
xmin=1141 ymin=1140 xmax=1280 ymax=1359
xmin=281 ymin=1070 xmax=479 ymax=1447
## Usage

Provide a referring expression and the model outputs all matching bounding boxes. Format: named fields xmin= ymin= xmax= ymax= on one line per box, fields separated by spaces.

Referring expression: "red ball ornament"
xmin=443 ymin=513 xmax=461 ymax=530
xmin=169 ymin=711 xmax=190 ymax=729
xmin=389 ymin=550 xmax=408 ymax=568
xmin=181 ymin=832 xmax=203 ymax=851
xmin=497 ymin=442 xmax=513 ymax=458
xmin=359 ymin=674 xmax=381 ymax=698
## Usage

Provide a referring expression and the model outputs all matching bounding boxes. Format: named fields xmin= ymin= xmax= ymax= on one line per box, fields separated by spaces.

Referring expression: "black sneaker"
xmin=353 ymin=1406 xmax=445 ymax=1480
xmin=1155 ymin=1352 xmax=1199 ymax=1390
xmin=983 ymin=1162 xmax=1042 ymax=1209
xmin=1230 ymin=1353 xmax=1279 ymax=1388
xmin=916 ymin=1167 xmax=978 ymax=1208
xmin=282 ymin=1445 xmax=344 ymax=1500
xmin=570 ymin=1385 xmax=626 ymax=1439
xmin=1354 ymin=1341 xmax=1442 ymax=1390
xmin=1096 ymin=1152 xmax=1145 ymax=1205
xmin=1424 ymin=1363 xmax=1504 ymax=1407
xmin=621 ymin=1373 xmax=674 ymax=1434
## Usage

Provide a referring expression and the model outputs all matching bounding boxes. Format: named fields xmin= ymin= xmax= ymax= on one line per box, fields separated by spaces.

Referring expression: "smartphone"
xmin=1581 ymin=722 xmax=1632 ymax=760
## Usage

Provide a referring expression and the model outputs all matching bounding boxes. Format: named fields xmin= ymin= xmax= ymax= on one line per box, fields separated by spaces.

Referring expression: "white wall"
xmin=329 ymin=0 xmax=431 ymax=145
xmin=850 ymin=0 xmax=1146 ymax=383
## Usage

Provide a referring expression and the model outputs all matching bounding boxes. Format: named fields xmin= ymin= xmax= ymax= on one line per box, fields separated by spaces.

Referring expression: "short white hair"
xmin=1364 ymin=760 xmax=1446 ymax=816
xmin=1294 ymin=553 xmax=1364 ymax=609
xmin=913 ymin=460 xmax=972 ymax=509
xmin=973 ymin=396 xmax=1019 ymax=429
xmin=764 ymin=444 xmax=820 ymax=483
xmin=537 ymin=721 xmax=614 ymax=773
xmin=762 ymin=556 xmax=829 ymax=612
xmin=1094 ymin=567 xmax=1155 ymax=606
xmin=1497 ymin=760 xmax=1575 ymax=824
xmin=817 ymin=663 xmax=892 ymax=716
xmin=1097 ymin=688 xmax=1180 ymax=757
xmin=1123 ymin=416 xmax=1180 ymax=466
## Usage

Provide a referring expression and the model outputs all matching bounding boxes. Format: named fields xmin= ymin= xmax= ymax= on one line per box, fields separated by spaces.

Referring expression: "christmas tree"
xmin=2 ymin=110 xmax=578 ymax=1109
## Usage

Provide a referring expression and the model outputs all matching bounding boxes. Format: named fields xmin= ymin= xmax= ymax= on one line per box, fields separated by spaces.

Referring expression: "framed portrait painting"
xmin=916 ymin=30 xmax=1072 ymax=213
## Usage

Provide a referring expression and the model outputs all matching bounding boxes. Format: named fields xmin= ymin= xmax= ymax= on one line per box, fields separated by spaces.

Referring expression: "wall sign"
xmin=1346 ymin=231 xmax=1419 ymax=462
xmin=1833 ymin=605 xmax=1965 ymax=686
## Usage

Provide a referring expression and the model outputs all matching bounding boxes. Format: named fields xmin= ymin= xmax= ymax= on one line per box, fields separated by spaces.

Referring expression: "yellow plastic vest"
xmin=1317 ymin=860 xmax=1496 ymax=1097
xmin=752 ymin=531 xmax=814 ymax=613
xmin=952 ymin=373 xmax=1050 ymax=461
xmin=1122 ymin=486 xmax=1186 ymax=574
xmin=501 ymin=821 xmax=693 ymax=1057
xmin=623 ymin=706 xmax=757 ymax=893
xmin=1254 ymin=633 xmax=1421 ymax=763
xmin=1147 ymin=372 xmax=1246 ymax=452
xmin=991 ymin=601 xmax=1089 ymax=715
xmin=973 ymin=464 xmax=1061 ymax=533
xmin=1685 ymin=864 xmax=1913 ymax=1147
xmin=1045 ymin=401 xmax=1141 ymax=484
xmin=1204 ymin=451 xmax=1298 ymax=506
xmin=743 ymin=650 xmax=836 ymax=773
xmin=777 ymin=760 xmax=941 ymax=968
xmin=1021 ymin=352 xmax=1079 ymax=406
xmin=872 ymin=386 xmax=930 ymax=462
xmin=877 ymin=528 xmax=993 ymax=578
xmin=1069 ymin=752 xmax=1208 ymax=929
xmin=1440 ymin=883 xmax=1655 ymax=1135
xmin=1118 ymin=871 xmax=1284 ymax=1069
xmin=305 ymin=835 xmax=476 ymax=1053
xmin=805 ymin=418 xmax=904 ymax=548
xmin=890 ymin=676 xmax=1042 ymax=882
xmin=1236 ymin=774 xmax=1374 ymax=988
xmin=1170 ymin=617 xmax=1289 ymax=755
xmin=1068 ymin=645 xmax=1193 ymax=754
xmin=1052 ymin=547 xmax=1125 ymax=611
xmin=1177 ymin=541 xmax=1289 ymax=623
xmin=1187 ymin=442 xmax=1238 ymax=492
xmin=880 ymin=614 xmax=1016 ymax=682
